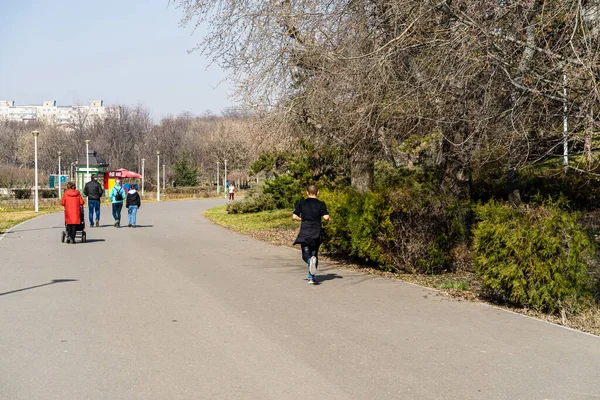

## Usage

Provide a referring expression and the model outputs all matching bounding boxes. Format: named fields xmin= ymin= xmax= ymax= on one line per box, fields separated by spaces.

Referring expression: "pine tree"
xmin=174 ymin=152 xmax=198 ymax=187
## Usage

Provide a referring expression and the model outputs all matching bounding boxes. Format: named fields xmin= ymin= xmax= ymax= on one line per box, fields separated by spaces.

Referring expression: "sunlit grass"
xmin=203 ymin=205 xmax=296 ymax=232
xmin=0 ymin=202 xmax=62 ymax=233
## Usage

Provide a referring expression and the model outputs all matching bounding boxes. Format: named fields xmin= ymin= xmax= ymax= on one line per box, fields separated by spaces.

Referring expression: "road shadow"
xmin=5 ymin=226 xmax=64 ymax=233
xmin=93 ymin=225 xmax=153 ymax=228
xmin=0 ymin=279 xmax=78 ymax=297
xmin=83 ymin=239 xmax=106 ymax=243
xmin=313 ymin=273 xmax=343 ymax=285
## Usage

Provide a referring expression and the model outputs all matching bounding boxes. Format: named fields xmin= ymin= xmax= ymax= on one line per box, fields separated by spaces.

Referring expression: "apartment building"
xmin=0 ymin=100 xmax=120 ymax=125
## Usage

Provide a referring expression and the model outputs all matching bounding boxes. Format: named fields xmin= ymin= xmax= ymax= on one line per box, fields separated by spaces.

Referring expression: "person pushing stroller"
xmin=61 ymin=182 xmax=85 ymax=244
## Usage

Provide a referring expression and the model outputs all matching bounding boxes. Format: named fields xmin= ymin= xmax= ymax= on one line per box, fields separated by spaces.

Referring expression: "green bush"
xmin=40 ymin=189 xmax=58 ymax=199
xmin=320 ymin=189 xmax=394 ymax=268
xmin=473 ymin=200 xmax=595 ymax=314
xmin=262 ymin=173 xmax=304 ymax=209
xmin=320 ymin=165 xmax=470 ymax=273
xmin=227 ymin=191 xmax=276 ymax=214
xmin=13 ymin=189 xmax=31 ymax=199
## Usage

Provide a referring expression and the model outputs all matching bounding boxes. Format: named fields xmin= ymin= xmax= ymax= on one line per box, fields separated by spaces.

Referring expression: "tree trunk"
xmin=506 ymin=167 xmax=521 ymax=205
xmin=350 ymin=151 xmax=374 ymax=193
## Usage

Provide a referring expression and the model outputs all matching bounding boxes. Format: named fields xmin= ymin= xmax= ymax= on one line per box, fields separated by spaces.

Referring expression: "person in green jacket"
xmin=109 ymin=179 xmax=126 ymax=228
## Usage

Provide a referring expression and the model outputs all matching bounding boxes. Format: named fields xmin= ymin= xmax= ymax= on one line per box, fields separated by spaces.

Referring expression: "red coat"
xmin=61 ymin=189 xmax=84 ymax=225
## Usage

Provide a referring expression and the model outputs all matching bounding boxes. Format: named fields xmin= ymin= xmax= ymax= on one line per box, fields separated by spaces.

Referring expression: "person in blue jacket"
xmin=109 ymin=179 xmax=126 ymax=228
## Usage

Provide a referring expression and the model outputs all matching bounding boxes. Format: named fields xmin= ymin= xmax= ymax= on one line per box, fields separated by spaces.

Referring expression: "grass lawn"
xmin=0 ymin=202 xmax=62 ymax=233
xmin=203 ymin=205 xmax=298 ymax=246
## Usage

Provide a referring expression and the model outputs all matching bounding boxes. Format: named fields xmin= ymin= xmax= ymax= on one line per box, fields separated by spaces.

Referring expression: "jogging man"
xmin=293 ymin=185 xmax=330 ymax=284
xmin=83 ymin=174 xmax=103 ymax=227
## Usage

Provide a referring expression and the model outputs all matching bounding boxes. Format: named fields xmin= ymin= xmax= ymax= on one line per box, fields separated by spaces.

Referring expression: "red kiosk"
xmin=104 ymin=168 xmax=142 ymax=194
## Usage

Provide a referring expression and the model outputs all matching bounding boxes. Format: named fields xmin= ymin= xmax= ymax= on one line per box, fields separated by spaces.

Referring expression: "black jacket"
xmin=83 ymin=180 xmax=104 ymax=200
xmin=126 ymin=191 xmax=141 ymax=208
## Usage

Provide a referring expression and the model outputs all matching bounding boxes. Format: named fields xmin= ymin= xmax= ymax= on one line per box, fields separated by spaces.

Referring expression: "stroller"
xmin=61 ymin=206 xmax=87 ymax=243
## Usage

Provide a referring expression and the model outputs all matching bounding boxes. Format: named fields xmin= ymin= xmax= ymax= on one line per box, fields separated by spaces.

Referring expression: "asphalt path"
xmin=1 ymin=199 xmax=599 ymax=399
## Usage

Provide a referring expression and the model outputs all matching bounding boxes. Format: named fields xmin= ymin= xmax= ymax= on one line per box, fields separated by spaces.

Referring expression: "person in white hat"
xmin=109 ymin=179 xmax=125 ymax=227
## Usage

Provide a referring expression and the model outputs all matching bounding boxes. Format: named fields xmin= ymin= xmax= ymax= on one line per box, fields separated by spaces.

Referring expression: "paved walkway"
xmin=0 ymin=199 xmax=599 ymax=399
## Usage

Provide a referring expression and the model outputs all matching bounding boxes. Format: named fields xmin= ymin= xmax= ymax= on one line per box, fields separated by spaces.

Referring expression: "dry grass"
xmin=0 ymin=201 xmax=62 ymax=233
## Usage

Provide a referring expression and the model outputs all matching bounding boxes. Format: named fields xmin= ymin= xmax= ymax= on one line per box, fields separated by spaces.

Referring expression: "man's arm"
xmin=292 ymin=213 xmax=301 ymax=221
xmin=323 ymin=214 xmax=330 ymax=222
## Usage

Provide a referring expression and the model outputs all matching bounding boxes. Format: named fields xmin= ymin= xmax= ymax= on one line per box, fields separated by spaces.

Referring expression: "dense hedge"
xmin=320 ymin=182 xmax=469 ymax=273
xmin=13 ymin=189 xmax=31 ymax=199
xmin=226 ymin=174 xmax=302 ymax=214
xmin=163 ymin=186 xmax=211 ymax=197
xmin=320 ymin=189 xmax=393 ymax=268
xmin=473 ymin=200 xmax=595 ymax=314
xmin=227 ymin=190 xmax=276 ymax=214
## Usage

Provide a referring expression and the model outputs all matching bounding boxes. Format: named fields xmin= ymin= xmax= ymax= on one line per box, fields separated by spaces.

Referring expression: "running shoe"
xmin=309 ymin=256 xmax=317 ymax=276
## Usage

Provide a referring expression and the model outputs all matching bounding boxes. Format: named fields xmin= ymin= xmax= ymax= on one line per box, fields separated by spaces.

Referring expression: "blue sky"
xmin=0 ymin=0 xmax=235 ymax=120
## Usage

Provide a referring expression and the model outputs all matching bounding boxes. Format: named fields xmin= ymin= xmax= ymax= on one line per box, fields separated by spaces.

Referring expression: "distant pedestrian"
xmin=228 ymin=182 xmax=235 ymax=202
xmin=83 ymin=173 xmax=103 ymax=227
xmin=61 ymin=182 xmax=84 ymax=244
xmin=126 ymin=184 xmax=141 ymax=228
xmin=109 ymin=179 xmax=126 ymax=228
xmin=293 ymin=185 xmax=330 ymax=284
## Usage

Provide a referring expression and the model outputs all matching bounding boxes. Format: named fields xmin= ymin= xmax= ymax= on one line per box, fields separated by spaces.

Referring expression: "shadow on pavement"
xmin=83 ymin=239 xmax=106 ymax=243
xmin=5 ymin=227 xmax=64 ymax=233
xmin=95 ymin=225 xmax=154 ymax=228
xmin=0 ymin=279 xmax=78 ymax=297
xmin=314 ymin=273 xmax=343 ymax=285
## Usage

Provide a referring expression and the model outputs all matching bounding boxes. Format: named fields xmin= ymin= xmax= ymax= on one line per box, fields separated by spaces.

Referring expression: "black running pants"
xmin=301 ymin=244 xmax=320 ymax=267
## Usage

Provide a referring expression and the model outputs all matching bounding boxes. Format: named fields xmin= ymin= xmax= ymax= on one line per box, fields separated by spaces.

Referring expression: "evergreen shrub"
xmin=40 ymin=189 xmax=58 ymax=198
xmin=227 ymin=191 xmax=276 ymax=214
xmin=262 ymin=173 xmax=304 ymax=209
xmin=473 ymin=200 xmax=595 ymax=314
xmin=321 ymin=164 xmax=469 ymax=273
xmin=12 ymin=189 xmax=31 ymax=199
xmin=320 ymin=189 xmax=393 ymax=268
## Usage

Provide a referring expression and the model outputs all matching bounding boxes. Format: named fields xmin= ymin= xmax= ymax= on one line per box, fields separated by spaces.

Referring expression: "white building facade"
xmin=0 ymin=100 xmax=120 ymax=125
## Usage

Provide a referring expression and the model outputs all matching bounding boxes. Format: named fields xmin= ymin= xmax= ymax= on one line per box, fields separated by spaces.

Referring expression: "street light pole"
xmin=563 ymin=71 xmax=569 ymax=169
xmin=224 ymin=159 xmax=227 ymax=198
xmin=32 ymin=131 xmax=40 ymax=213
xmin=156 ymin=151 xmax=160 ymax=202
xmin=85 ymin=139 xmax=90 ymax=187
xmin=141 ymin=158 xmax=145 ymax=196
xmin=163 ymin=163 xmax=165 ymax=190
xmin=58 ymin=151 xmax=62 ymax=199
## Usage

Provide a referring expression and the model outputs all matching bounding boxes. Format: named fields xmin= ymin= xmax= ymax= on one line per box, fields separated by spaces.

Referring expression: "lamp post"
xmin=156 ymin=151 xmax=160 ymax=201
xmin=163 ymin=163 xmax=166 ymax=190
xmin=224 ymin=159 xmax=228 ymax=198
xmin=85 ymin=139 xmax=90 ymax=186
xmin=141 ymin=158 xmax=145 ymax=196
xmin=58 ymin=151 xmax=62 ymax=199
xmin=563 ymin=72 xmax=569 ymax=170
xmin=216 ymin=161 xmax=220 ymax=194
xmin=32 ymin=131 xmax=40 ymax=213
